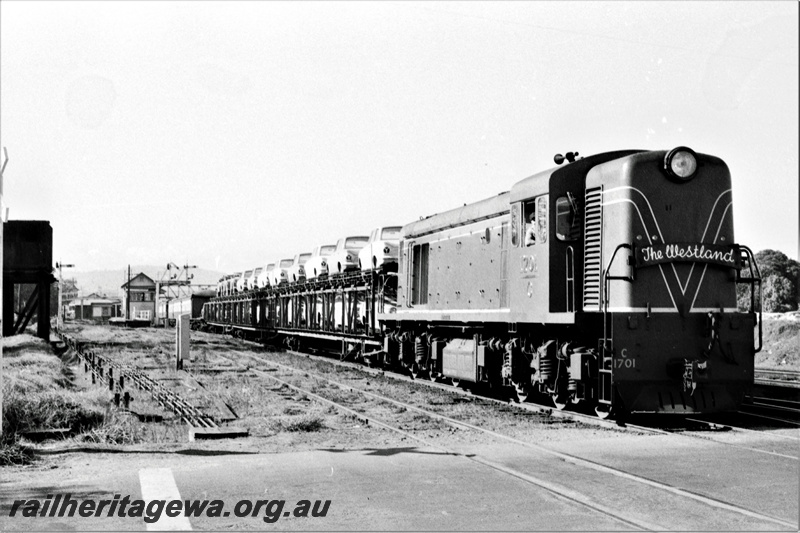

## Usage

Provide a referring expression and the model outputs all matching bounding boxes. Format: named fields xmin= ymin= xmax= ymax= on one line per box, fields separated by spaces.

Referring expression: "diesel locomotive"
xmin=202 ymin=147 xmax=762 ymax=417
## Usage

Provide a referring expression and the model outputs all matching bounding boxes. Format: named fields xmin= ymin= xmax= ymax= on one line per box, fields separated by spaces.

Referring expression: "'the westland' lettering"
xmin=636 ymin=243 xmax=738 ymax=268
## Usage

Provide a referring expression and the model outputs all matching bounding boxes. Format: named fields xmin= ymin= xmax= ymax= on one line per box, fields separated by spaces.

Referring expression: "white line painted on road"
xmin=139 ymin=468 xmax=193 ymax=531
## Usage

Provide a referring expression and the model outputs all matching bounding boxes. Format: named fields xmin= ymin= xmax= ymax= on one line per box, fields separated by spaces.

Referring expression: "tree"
xmin=763 ymin=274 xmax=795 ymax=312
xmin=737 ymin=249 xmax=799 ymax=312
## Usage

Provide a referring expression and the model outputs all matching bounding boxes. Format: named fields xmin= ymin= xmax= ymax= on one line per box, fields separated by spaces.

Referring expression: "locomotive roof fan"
xmin=664 ymin=146 xmax=698 ymax=181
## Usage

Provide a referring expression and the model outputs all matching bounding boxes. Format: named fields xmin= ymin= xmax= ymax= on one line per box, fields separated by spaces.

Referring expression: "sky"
xmin=1 ymin=1 xmax=798 ymax=276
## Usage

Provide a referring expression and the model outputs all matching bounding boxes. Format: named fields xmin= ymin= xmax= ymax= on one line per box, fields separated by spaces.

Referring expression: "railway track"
xmin=55 ymin=329 xmax=219 ymax=430
xmin=206 ymin=344 xmax=796 ymax=530
xmin=738 ymin=402 xmax=800 ymax=427
xmin=220 ymin=334 xmax=800 ymax=464
xmin=754 ymin=368 xmax=800 ymax=388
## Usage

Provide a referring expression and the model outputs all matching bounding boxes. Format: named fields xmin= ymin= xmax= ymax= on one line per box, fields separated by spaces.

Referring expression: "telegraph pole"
xmin=55 ymin=262 xmax=74 ymax=330
xmin=1 ymin=147 xmax=9 ymax=435
xmin=126 ymin=265 xmax=131 ymax=321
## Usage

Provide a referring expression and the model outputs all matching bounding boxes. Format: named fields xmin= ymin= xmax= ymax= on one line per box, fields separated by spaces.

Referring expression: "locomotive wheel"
xmin=595 ymin=404 xmax=613 ymax=419
xmin=551 ymin=392 xmax=569 ymax=410
xmin=450 ymin=378 xmax=461 ymax=388
xmin=428 ymin=371 xmax=440 ymax=382
xmin=512 ymin=383 xmax=530 ymax=403
xmin=409 ymin=363 xmax=423 ymax=380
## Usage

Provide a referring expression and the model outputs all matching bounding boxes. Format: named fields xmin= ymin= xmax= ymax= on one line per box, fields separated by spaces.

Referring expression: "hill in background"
xmin=66 ymin=266 xmax=223 ymax=298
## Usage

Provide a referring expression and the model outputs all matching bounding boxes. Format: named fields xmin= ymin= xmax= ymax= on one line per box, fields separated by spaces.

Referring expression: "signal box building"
xmin=121 ymin=273 xmax=156 ymax=323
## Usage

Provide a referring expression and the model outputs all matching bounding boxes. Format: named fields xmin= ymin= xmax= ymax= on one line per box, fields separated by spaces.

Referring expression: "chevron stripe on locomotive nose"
xmin=602 ymin=187 xmax=733 ymax=313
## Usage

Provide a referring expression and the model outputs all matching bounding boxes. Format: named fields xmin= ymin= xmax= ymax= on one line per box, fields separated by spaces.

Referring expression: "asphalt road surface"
xmin=1 ymin=432 xmax=797 ymax=531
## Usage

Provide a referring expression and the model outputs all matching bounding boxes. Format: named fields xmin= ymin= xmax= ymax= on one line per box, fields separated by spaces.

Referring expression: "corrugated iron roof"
xmin=68 ymin=297 xmax=121 ymax=306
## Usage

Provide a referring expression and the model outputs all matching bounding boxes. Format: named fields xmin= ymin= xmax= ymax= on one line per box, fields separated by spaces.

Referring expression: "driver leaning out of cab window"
xmin=524 ymin=202 xmax=536 ymax=246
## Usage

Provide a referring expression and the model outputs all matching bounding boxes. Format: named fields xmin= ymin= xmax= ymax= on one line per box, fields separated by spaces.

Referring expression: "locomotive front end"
xmin=589 ymin=148 xmax=761 ymax=413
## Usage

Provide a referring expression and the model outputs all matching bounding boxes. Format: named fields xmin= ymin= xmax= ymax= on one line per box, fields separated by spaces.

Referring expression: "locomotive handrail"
xmin=603 ymin=243 xmax=635 ymax=283
xmin=600 ymin=243 xmax=634 ymax=356
xmin=565 ymin=246 xmax=575 ymax=313
xmin=736 ymin=244 xmax=763 ymax=353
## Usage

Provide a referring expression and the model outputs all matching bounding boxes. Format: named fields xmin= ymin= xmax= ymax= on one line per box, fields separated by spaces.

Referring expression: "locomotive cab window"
xmin=523 ymin=200 xmax=537 ymax=246
xmin=523 ymin=196 xmax=548 ymax=246
xmin=556 ymin=194 xmax=580 ymax=241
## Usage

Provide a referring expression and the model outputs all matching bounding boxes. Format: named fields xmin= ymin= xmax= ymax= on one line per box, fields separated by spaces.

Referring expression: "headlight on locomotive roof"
xmin=664 ymin=146 xmax=698 ymax=181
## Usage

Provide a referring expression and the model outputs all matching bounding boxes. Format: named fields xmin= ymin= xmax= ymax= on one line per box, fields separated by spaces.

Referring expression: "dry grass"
xmin=272 ymin=414 xmax=326 ymax=432
xmin=78 ymin=411 xmax=147 ymax=445
xmin=2 ymin=334 xmax=114 ymax=464
xmin=2 ymin=388 xmax=106 ymax=436
xmin=3 ymin=336 xmax=108 ymax=437
xmin=0 ymin=441 xmax=35 ymax=466
xmin=202 ymin=374 xmax=331 ymax=435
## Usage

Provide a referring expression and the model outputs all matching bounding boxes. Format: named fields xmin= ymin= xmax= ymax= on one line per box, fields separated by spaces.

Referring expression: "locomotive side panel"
xmin=395 ymin=193 xmax=511 ymax=323
xmin=404 ymin=217 xmax=507 ymax=311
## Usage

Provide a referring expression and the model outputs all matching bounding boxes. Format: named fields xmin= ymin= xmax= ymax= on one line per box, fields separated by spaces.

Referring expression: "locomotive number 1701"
xmin=616 ymin=348 xmax=636 ymax=369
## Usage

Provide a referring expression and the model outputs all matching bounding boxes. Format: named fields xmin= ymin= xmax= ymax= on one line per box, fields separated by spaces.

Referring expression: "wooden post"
xmin=176 ymin=313 xmax=190 ymax=370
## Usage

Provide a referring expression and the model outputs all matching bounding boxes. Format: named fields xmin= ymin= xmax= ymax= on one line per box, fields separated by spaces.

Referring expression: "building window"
xmin=137 ymin=310 xmax=150 ymax=320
